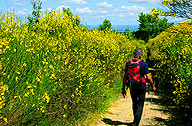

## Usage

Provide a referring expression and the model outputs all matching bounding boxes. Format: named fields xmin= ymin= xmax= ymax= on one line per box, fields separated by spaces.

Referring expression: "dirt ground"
xmin=92 ymin=92 xmax=171 ymax=126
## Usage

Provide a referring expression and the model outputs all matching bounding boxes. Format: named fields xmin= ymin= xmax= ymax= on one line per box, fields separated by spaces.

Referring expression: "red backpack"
xmin=126 ymin=59 xmax=146 ymax=84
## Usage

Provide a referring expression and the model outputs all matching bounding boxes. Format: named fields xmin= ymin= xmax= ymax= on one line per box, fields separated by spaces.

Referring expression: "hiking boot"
xmin=132 ymin=122 xmax=138 ymax=126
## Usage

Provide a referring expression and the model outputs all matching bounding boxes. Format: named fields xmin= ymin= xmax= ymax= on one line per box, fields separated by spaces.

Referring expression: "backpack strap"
xmin=129 ymin=59 xmax=142 ymax=64
xmin=135 ymin=59 xmax=142 ymax=63
xmin=129 ymin=59 xmax=133 ymax=64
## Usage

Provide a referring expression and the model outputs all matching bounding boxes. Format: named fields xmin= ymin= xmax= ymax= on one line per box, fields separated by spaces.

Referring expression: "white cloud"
xmin=118 ymin=13 xmax=134 ymax=18
xmin=75 ymin=7 xmax=93 ymax=13
xmin=60 ymin=0 xmax=87 ymax=5
xmin=71 ymin=0 xmax=87 ymax=5
xmin=14 ymin=2 xmax=25 ymax=6
xmin=47 ymin=8 xmax=52 ymax=12
xmin=41 ymin=6 xmax=70 ymax=14
xmin=23 ymin=8 xmax=28 ymax=11
xmin=107 ymin=14 xmax=116 ymax=17
xmin=17 ymin=10 xmax=26 ymax=15
xmin=129 ymin=0 xmax=160 ymax=5
xmin=95 ymin=15 xmax=105 ymax=18
xmin=14 ymin=8 xmax=29 ymax=16
xmin=97 ymin=10 xmax=108 ymax=14
xmin=128 ymin=12 xmax=135 ymax=16
xmin=113 ymin=5 xmax=149 ymax=18
xmin=110 ymin=5 xmax=149 ymax=20
xmin=97 ymin=2 xmax=112 ymax=8
xmin=42 ymin=8 xmax=53 ymax=13
xmin=119 ymin=14 xmax=125 ymax=17
xmin=113 ymin=8 xmax=122 ymax=13
xmin=121 ymin=5 xmax=148 ymax=13
xmin=56 ymin=5 xmax=70 ymax=11
xmin=8 ymin=0 xmax=19 ymax=1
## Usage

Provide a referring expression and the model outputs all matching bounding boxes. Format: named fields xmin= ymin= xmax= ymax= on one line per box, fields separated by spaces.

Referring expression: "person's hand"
xmin=153 ymin=86 xmax=156 ymax=92
xmin=122 ymin=88 xmax=126 ymax=98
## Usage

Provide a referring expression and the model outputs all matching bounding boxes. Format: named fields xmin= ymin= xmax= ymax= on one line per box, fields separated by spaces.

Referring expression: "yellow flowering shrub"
xmin=147 ymin=21 xmax=192 ymax=111
xmin=0 ymin=10 xmax=144 ymax=125
xmin=0 ymin=82 xmax=8 ymax=123
xmin=152 ymin=0 xmax=190 ymax=19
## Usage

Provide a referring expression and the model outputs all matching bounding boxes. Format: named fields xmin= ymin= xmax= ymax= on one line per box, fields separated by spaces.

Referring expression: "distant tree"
xmin=27 ymin=0 xmax=80 ymax=29
xmin=161 ymin=0 xmax=192 ymax=19
xmin=123 ymin=28 xmax=134 ymax=39
xmin=62 ymin=8 xmax=80 ymax=26
xmin=133 ymin=12 xmax=174 ymax=42
xmin=124 ymin=28 xmax=131 ymax=33
xmin=27 ymin=0 xmax=42 ymax=24
xmin=98 ymin=19 xmax=112 ymax=31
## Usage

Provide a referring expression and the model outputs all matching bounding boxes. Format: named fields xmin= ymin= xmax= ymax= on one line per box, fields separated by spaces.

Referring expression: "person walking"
xmin=122 ymin=48 xmax=156 ymax=126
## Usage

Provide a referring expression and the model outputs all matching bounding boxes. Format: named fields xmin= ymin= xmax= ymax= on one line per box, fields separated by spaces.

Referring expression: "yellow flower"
xmin=24 ymin=92 xmax=29 ymax=97
xmin=43 ymin=93 xmax=50 ymax=103
xmin=27 ymin=85 xmax=32 ymax=88
xmin=50 ymin=73 xmax=56 ymax=79
xmin=3 ymin=118 xmax=8 ymax=123
xmin=64 ymin=105 xmax=67 ymax=109
xmin=71 ymin=94 xmax=74 ymax=98
xmin=15 ymin=77 xmax=18 ymax=82
xmin=63 ymin=114 xmax=67 ymax=118
xmin=171 ymin=13 xmax=176 ymax=17
xmin=45 ymin=95 xmax=50 ymax=103
xmin=23 ymin=63 xmax=27 ymax=67
xmin=155 ymin=18 xmax=160 ymax=21
xmin=30 ymin=89 xmax=34 ymax=95
xmin=36 ymin=77 xmax=40 ymax=82
xmin=2 ymin=84 xmax=8 ymax=91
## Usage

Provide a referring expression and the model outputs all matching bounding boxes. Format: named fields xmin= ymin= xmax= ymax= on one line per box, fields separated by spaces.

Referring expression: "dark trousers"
xmin=129 ymin=81 xmax=146 ymax=125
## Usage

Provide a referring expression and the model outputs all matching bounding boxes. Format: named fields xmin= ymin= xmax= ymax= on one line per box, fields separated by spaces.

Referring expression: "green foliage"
xmin=27 ymin=0 xmax=42 ymax=24
xmin=133 ymin=12 xmax=173 ymax=42
xmin=124 ymin=28 xmax=131 ymax=33
xmin=147 ymin=21 xmax=192 ymax=119
xmin=98 ymin=19 xmax=112 ymax=31
xmin=122 ymin=28 xmax=135 ymax=40
xmin=161 ymin=0 xmax=192 ymax=19
xmin=62 ymin=8 xmax=80 ymax=26
xmin=0 ymin=10 xmax=145 ymax=125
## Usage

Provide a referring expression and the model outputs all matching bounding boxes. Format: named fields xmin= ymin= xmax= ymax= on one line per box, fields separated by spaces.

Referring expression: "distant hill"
xmin=86 ymin=25 xmax=139 ymax=32
xmin=111 ymin=25 xmax=139 ymax=32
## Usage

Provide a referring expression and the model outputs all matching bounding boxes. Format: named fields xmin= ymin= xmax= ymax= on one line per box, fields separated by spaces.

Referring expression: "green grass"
xmin=76 ymin=76 xmax=123 ymax=125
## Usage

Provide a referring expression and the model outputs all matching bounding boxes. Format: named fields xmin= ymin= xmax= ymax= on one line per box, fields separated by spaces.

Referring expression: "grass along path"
xmin=91 ymin=91 xmax=171 ymax=126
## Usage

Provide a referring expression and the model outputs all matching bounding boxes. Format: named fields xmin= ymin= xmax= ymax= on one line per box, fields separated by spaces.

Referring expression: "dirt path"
xmin=92 ymin=92 xmax=171 ymax=126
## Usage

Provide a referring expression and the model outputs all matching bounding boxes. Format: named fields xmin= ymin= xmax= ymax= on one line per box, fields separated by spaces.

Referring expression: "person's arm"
xmin=122 ymin=61 xmax=129 ymax=98
xmin=146 ymin=73 xmax=156 ymax=91
xmin=122 ymin=73 xmax=127 ymax=98
xmin=122 ymin=73 xmax=127 ymax=90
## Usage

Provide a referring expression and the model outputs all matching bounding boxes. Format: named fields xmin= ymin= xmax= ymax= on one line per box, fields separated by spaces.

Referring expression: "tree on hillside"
xmin=133 ymin=12 xmax=174 ymax=42
xmin=161 ymin=0 xmax=192 ymax=19
xmin=123 ymin=28 xmax=134 ymax=39
xmin=124 ymin=28 xmax=131 ymax=33
xmin=27 ymin=0 xmax=42 ymax=24
xmin=62 ymin=8 xmax=80 ymax=26
xmin=27 ymin=0 xmax=80 ymax=28
xmin=98 ymin=19 xmax=112 ymax=31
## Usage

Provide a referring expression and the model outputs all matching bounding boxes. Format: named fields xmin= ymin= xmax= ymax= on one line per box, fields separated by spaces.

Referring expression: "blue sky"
xmin=0 ymin=0 xmax=187 ymax=26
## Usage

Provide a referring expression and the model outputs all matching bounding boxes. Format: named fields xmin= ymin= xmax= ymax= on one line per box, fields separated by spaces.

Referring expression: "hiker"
xmin=122 ymin=48 xmax=156 ymax=126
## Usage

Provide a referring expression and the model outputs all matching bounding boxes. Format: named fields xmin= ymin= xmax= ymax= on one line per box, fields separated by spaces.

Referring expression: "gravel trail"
xmin=92 ymin=92 xmax=170 ymax=126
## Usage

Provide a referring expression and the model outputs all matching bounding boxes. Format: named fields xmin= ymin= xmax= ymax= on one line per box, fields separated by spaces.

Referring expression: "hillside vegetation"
xmin=147 ymin=21 xmax=192 ymax=120
xmin=1 ymin=8 xmax=191 ymax=125
xmin=0 ymin=11 xmax=145 ymax=125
